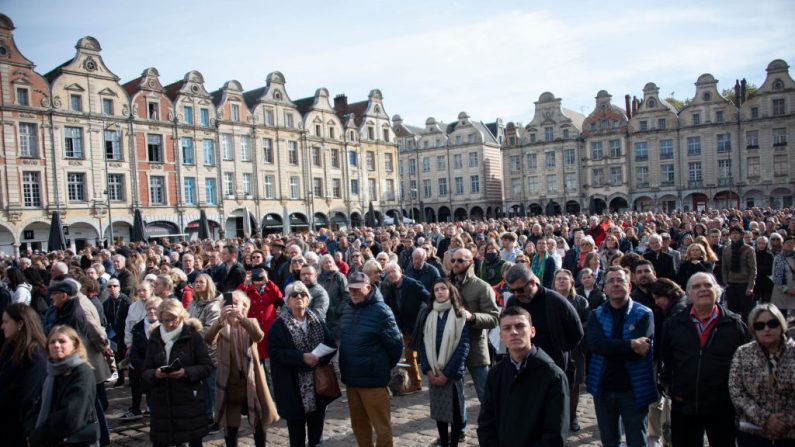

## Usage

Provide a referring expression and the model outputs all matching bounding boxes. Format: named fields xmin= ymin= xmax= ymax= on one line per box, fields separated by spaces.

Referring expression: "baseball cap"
xmin=348 ymin=272 xmax=371 ymax=288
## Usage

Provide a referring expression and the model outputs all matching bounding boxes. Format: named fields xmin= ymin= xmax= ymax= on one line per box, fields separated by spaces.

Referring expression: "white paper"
xmin=311 ymin=343 xmax=337 ymax=358
xmin=739 ymin=421 xmax=762 ymax=431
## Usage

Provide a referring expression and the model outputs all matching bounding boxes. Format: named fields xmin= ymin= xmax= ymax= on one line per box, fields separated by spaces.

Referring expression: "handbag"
xmin=313 ymin=363 xmax=341 ymax=399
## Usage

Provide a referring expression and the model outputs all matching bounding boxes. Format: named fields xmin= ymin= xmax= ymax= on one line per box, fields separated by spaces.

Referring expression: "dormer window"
xmin=383 ymin=128 xmax=390 ymax=142
xmin=16 ymin=87 xmax=29 ymax=106
xmin=647 ymin=98 xmax=656 ymax=108
xmin=231 ymin=104 xmax=240 ymax=122
xmin=703 ymin=92 xmax=711 ymax=101
xmin=315 ymin=124 xmax=322 ymax=136
xmin=329 ymin=127 xmax=335 ymax=139
xmin=148 ymin=102 xmax=158 ymax=120
xmin=367 ymin=126 xmax=375 ymax=140
xmin=374 ymin=105 xmax=381 ymax=114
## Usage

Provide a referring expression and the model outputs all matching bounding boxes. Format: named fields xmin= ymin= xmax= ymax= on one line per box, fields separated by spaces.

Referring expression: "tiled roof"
xmin=242 ymin=86 xmax=267 ymax=110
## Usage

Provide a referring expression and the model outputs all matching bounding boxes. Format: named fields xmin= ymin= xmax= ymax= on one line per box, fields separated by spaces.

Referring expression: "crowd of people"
xmin=0 ymin=206 xmax=794 ymax=447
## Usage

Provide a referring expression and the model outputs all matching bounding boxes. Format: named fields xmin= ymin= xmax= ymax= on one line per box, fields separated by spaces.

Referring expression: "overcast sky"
xmin=5 ymin=0 xmax=794 ymax=126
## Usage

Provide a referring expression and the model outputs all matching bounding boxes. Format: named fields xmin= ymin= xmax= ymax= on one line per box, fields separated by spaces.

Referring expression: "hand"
xmin=154 ymin=368 xmax=169 ymax=379
xmin=631 ymin=337 xmax=651 ymax=356
xmin=168 ymin=368 xmax=186 ymax=379
xmin=224 ymin=305 xmax=241 ymax=323
xmin=435 ymin=373 xmax=448 ymax=386
xmin=427 ymin=372 xmax=439 ymax=386
xmin=103 ymin=346 xmax=114 ymax=358
xmin=303 ymin=353 xmax=319 ymax=367
xmin=745 ymin=288 xmax=754 ymax=296
xmin=765 ymin=413 xmax=787 ymax=438
xmin=245 ymin=271 xmax=252 ymax=286
xmin=464 ymin=310 xmax=474 ymax=322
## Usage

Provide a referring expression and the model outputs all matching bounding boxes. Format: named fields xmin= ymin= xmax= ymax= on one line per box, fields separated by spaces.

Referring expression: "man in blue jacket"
xmin=340 ymin=272 xmax=403 ymax=447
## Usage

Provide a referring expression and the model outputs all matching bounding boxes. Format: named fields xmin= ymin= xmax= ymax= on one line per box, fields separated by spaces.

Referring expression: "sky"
xmin=4 ymin=0 xmax=794 ymax=127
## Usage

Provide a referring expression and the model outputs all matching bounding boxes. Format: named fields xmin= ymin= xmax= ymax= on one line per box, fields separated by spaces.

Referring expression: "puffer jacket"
xmin=453 ymin=265 xmax=500 ymax=367
xmin=339 ymin=287 xmax=403 ymax=388
xmin=143 ymin=318 xmax=212 ymax=445
xmin=317 ymin=271 xmax=349 ymax=339
xmin=729 ymin=338 xmax=795 ymax=440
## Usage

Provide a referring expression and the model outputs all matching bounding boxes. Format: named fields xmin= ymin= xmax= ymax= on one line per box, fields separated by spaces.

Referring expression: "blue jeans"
xmin=461 ymin=364 xmax=490 ymax=433
xmin=594 ymin=389 xmax=649 ymax=447
xmin=204 ymin=367 xmax=217 ymax=420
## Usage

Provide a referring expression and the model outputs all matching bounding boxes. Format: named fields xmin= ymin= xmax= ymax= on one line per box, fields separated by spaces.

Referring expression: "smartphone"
xmin=159 ymin=358 xmax=182 ymax=374
xmin=223 ymin=291 xmax=234 ymax=307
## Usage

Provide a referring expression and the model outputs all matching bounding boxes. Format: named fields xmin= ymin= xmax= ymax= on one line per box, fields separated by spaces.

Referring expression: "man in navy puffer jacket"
xmin=340 ymin=272 xmax=403 ymax=447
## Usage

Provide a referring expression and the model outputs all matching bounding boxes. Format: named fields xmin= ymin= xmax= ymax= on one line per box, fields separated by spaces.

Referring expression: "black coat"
xmin=644 ymin=250 xmax=676 ymax=281
xmin=114 ymin=268 xmax=135 ymax=299
xmin=267 ymin=315 xmax=337 ymax=420
xmin=577 ymin=286 xmax=606 ymax=311
xmin=0 ymin=346 xmax=47 ymax=447
xmin=381 ymin=276 xmax=430 ymax=335
xmin=143 ymin=321 xmax=213 ymax=445
xmin=103 ymin=294 xmax=131 ymax=352
xmin=477 ymin=347 xmax=569 ymax=447
xmin=130 ymin=319 xmax=151 ymax=371
xmin=675 ymin=260 xmax=714 ymax=290
xmin=27 ymin=362 xmax=97 ymax=447
xmin=219 ymin=262 xmax=246 ymax=293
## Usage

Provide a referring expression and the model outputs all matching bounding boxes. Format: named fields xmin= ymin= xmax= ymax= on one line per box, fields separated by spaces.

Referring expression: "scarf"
xmin=160 ymin=321 xmax=184 ymax=363
xmin=531 ymin=252 xmax=548 ymax=281
xmin=730 ymin=240 xmax=744 ymax=273
xmin=144 ymin=317 xmax=156 ymax=339
xmin=423 ymin=300 xmax=466 ymax=377
xmin=279 ymin=309 xmax=324 ymax=413
xmin=479 ymin=257 xmax=501 ymax=283
xmin=35 ymin=354 xmax=86 ymax=429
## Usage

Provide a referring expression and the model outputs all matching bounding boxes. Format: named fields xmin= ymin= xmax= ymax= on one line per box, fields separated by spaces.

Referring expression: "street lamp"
xmin=102 ymin=120 xmax=120 ymax=247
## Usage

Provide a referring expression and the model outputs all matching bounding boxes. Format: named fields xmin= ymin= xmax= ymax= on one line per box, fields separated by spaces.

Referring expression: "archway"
xmin=104 ymin=221 xmax=134 ymax=245
xmin=486 ymin=207 xmax=493 ymax=219
xmin=565 ymin=201 xmax=581 ymax=214
xmin=658 ymin=195 xmax=678 ymax=213
xmin=261 ymin=213 xmax=283 ymax=235
xmin=146 ymin=221 xmax=181 ymax=241
xmin=438 ymin=206 xmax=451 ymax=223
xmin=713 ymin=191 xmax=740 ymax=210
xmin=545 ymin=201 xmax=561 ymax=216
xmin=683 ymin=193 xmax=708 ymax=212
xmin=528 ymin=203 xmax=543 ymax=216
xmin=634 ymin=196 xmax=654 ymax=212
xmin=330 ymin=212 xmax=348 ymax=229
xmin=589 ymin=198 xmax=607 ymax=214
xmin=226 ymin=209 xmax=258 ymax=238
xmin=313 ymin=212 xmax=329 ymax=230
xmin=186 ymin=219 xmax=219 ymax=240
xmin=20 ymin=221 xmax=50 ymax=252
xmin=66 ymin=222 xmax=99 ymax=252
xmin=608 ymin=197 xmax=629 ymax=213
xmin=410 ymin=207 xmax=421 ymax=222
xmin=743 ymin=189 xmax=765 ymax=209
xmin=453 ymin=207 xmax=467 ymax=221
xmin=424 ymin=207 xmax=436 ymax=223
xmin=470 ymin=206 xmax=484 ymax=221
xmin=350 ymin=212 xmax=362 ymax=228
xmin=0 ymin=222 xmax=14 ymax=256
xmin=289 ymin=213 xmax=310 ymax=232
xmin=770 ymin=188 xmax=793 ymax=208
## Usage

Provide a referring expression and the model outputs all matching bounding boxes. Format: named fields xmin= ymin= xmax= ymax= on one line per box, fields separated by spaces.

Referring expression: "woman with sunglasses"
xmin=729 ymin=303 xmax=795 ymax=446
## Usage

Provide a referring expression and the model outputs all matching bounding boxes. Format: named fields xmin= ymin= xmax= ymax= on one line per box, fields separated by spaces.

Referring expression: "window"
xmin=437 ymin=155 xmax=446 ymax=171
xmin=453 ymin=154 xmax=463 ymax=169
xmin=423 ymin=179 xmax=431 ymax=198
xmin=610 ymin=166 xmax=623 ymax=185
xmin=284 ymin=112 xmax=294 ymax=128
xmin=529 ymin=134 xmax=535 ymax=143
xmin=636 ymin=166 xmax=649 ymax=187
xmin=288 ymin=141 xmax=298 ymax=165
xmin=203 ymin=139 xmax=215 ymax=165
xmin=470 ymin=175 xmax=480 ymax=194
xmin=772 ymin=99 xmax=785 ymax=116
xmin=19 ymin=123 xmax=38 ymax=157
xmin=657 ymin=118 xmax=666 ymax=130
xmin=688 ymin=162 xmax=702 ymax=183
xmin=263 ymin=109 xmax=274 ymax=126
xmin=544 ymin=127 xmax=553 ymax=141
xmin=564 ymin=148 xmax=575 ymax=166
xmin=148 ymin=134 xmax=163 ymax=162
xmin=511 ymin=178 xmax=522 ymax=198
xmin=332 ymin=178 xmax=341 ymax=198
xmin=562 ymin=128 xmax=570 ymax=139
xmin=747 ymin=157 xmax=760 ymax=177
xmin=634 ymin=142 xmax=648 ymax=161
xmin=469 ymin=152 xmax=478 ymax=167
xmin=240 ymin=136 xmax=250 ymax=161
xmin=313 ymin=147 xmax=322 ymax=167
xmin=262 ymin=138 xmax=273 ymax=163
xmin=184 ymin=177 xmax=196 ymax=205
xmin=773 ymin=128 xmax=787 ymax=146
xmin=348 ymin=150 xmax=358 ymax=167
xmin=70 ymin=94 xmax=82 ymax=112
xmin=526 ymin=153 xmax=537 ymax=170
xmin=609 ymin=139 xmax=621 ymax=158
xmin=455 ymin=135 xmax=462 ymax=145
xmin=385 ymin=179 xmax=394 ymax=199
xmin=107 ymin=174 xmax=124 ymax=201
xmin=221 ymin=134 xmax=233 ymax=160
xmin=715 ymin=110 xmax=724 ymax=123
xmin=64 ymin=127 xmax=83 ymax=158
xmin=687 ymin=136 xmax=701 ymax=155
xmin=423 ymin=140 xmax=429 ymax=149
xmin=454 ymin=177 xmax=464 ymax=195
xmin=600 ymin=119 xmax=609 ymax=130
xmin=409 ymin=180 xmax=417 ymax=198
xmin=16 ymin=87 xmax=29 ymax=106
xmin=104 ymin=130 xmax=121 ymax=160
xmin=659 ymin=139 xmax=673 ymax=159
xmin=422 ymin=157 xmax=430 ymax=172
xmin=692 ymin=113 xmax=700 ymax=125
xmin=313 ymin=177 xmax=323 ymax=197
xmin=774 ymin=155 xmax=788 ymax=176
xmin=751 ymin=107 xmax=759 ymax=119
xmin=718 ymin=159 xmax=732 ymax=183
xmin=367 ymin=126 xmax=375 ymax=140
xmin=366 ymin=151 xmax=375 ymax=171
xmin=205 ymin=178 xmax=217 ymax=205
xmin=348 ymin=130 xmax=356 ymax=142
xmin=465 ymin=134 xmax=473 ymax=144
xmin=383 ymin=128 xmax=390 ymax=142
xmin=592 ymin=168 xmax=604 ymax=186
xmin=591 ymin=142 xmax=603 ymax=160
xmin=639 ymin=120 xmax=648 ymax=131
xmin=565 ymin=173 xmax=577 ymax=192
xmin=438 ymin=178 xmax=448 ymax=196
xmin=67 ymin=173 xmax=85 ymax=202
xmin=200 ymin=108 xmax=209 ymax=126
xmin=510 ymin=155 xmax=521 ymax=172
xmin=527 ymin=176 xmax=539 ymax=195
xmin=264 ymin=175 xmax=274 ymax=199
xmin=183 ymin=106 xmax=193 ymax=125
xmin=545 ymin=151 xmax=555 ymax=168
xmin=350 ymin=179 xmax=359 ymax=196
xmin=150 ymin=176 xmax=166 ymax=205
xmin=661 ymin=164 xmax=675 ymax=185
xmin=385 ymin=153 xmax=394 ymax=172
xmin=287 ymin=176 xmax=299 ymax=198
xmin=716 ymin=133 xmax=731 ymax=153
xmin=102 ymin=98 xmax=113 ymax=115
xmin=408 ymin=158 xmax=415 ymax=174
xmin=331 ymin=149 xmax=340 ymax=168
xmin=545 ymin=174 xmax=556 ymax=193
xmin=329 ymin=127 xmax=335 ymax=139
xmin=231 ymin=104 xmax=240 ymax=122
xmin=22 ymin=172 xmax=41 ymax=207
xmin=746 ymin=130 xmax=759 ymax=148
xmin=223 ymin=172 xmax=234 ymax=197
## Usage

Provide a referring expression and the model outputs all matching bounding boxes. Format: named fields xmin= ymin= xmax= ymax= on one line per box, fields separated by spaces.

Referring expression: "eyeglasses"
xmin=508 ymin=279 xmax=534 ymax=294
xmin=161 ymin=317 xmax=178 ymax=324
xmin=752 ymin=319 xmax=781 ymax=331
xmin=291 ymin=259 xmax=304 ymax=263
xmin=108 ymin=285 xmax=119 ymax=288
xmin=452 ymin=258 xmax=470 ymax=264
xmin=289 ymin=292 xmax=308 ymax=299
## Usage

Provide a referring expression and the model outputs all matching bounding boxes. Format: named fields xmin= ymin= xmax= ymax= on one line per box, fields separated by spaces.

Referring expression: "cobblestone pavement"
xmin=106 ymin=378 xmax=601 ymax=446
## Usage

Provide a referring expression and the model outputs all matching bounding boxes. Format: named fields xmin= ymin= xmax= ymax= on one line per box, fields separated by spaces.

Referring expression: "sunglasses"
xmin=508 ymin=279 xmax=534 ymax=294
xmin=752 ymin=319 xmax=781 ymax=331
xmin=289 ymin=292 xmax=308 ymax=299
xmin=452 ymin=258 xmax=470 ymax=264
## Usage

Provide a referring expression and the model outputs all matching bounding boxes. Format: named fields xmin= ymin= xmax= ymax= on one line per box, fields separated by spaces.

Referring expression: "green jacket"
xmin=453 ymin=265 xmax=500 ymax=367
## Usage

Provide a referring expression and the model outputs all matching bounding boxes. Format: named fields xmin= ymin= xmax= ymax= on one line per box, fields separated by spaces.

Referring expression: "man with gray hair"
xmin=300 ymin=263 xmax=329 ymax=321
xmin=405 ymin=247 xmax=440 ymax=293
xmin=643 ymin=234 xmax=676 ymax=281
xmin=112 ymin=254 xmax=135 ymax=298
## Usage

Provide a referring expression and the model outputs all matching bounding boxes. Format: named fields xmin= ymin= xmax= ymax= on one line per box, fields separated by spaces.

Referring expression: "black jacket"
xmin=0 ymin=346 xmax=47 ymax=447
xmin=27 ymin=362 xmax=97 ymax=447
xmin=381 ymin=275 xmax=430 ymax=336
xmin=675 ymin=260 xmax=713 ymax=290
xmin=114 ymin=268 xmax=135 ymax=299
xmin=477 ymin=347 xmax=569 ymax=447
xmin=644 ymin=250 xmax=676 ymax=281
xmin=219 ymin=262 xmax=246 ymax=293
xmin=130 ymin=319 xmax=152 ymax=371
xmin=103 ymin=294 xmax=131 ymax=351
xmin=660 ymin=304 xmax=749 ymax=415
xmin=143 ymin=321 xmax=213 ymax=445
xmin=576 ymin=286 xmax=606 ymax=311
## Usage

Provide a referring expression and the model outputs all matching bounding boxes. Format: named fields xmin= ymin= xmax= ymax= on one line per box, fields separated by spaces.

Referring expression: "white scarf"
xmin=160 ymin=321 xmax=184 ymax=362
xmin=423 ymin=300 xmax=466 ymax=376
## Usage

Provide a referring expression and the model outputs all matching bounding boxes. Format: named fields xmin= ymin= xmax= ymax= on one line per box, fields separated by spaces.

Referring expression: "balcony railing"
xmin=688 ymin=180 xmax=703 ymax=188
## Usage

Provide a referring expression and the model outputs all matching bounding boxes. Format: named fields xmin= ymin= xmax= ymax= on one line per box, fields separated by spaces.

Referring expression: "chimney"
xmin=740 ymin=78 xmax=747 ymax=103
xmin=734 ymin=80 xmax=741 ymax=107
xmin=334 ymin=94 xmax=348 ymax=116
xmin=632 ymin=96 xmax=638 ymax=114
xmin=625 ymin=94 xmax=632 ymax=119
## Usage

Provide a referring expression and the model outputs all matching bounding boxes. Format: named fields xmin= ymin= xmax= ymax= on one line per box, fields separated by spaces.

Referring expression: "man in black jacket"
xmin=643 ymin=234 xmax=676 ymax=281
xmin=478 ymin=306 xmax=568 ymax=446
xmin=218 ymin=245 xmax=245 ymax=293
xmin=111 ymin=254 xmax=135 ymax=298
xmin=660 ymin=272 xmax=749 ymax=446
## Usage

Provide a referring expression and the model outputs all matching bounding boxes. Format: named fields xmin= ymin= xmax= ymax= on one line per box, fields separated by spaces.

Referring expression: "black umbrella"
xmin=198 ymin=209 xmax=211 ymax=240
xmin=417 ymin=201 xmax=425 ymax=224
xmin=132 ymin=209 xmax=147 ymax=243
xmin=366 ymin=202 xmax=376 ymax=227
xmin=520 ymin=203 xmax=527 ymax=217
xmin=47 ymin=211 xmax=67 ymax=251
xmin=588 ymin=197 xmax=597 ymax=215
